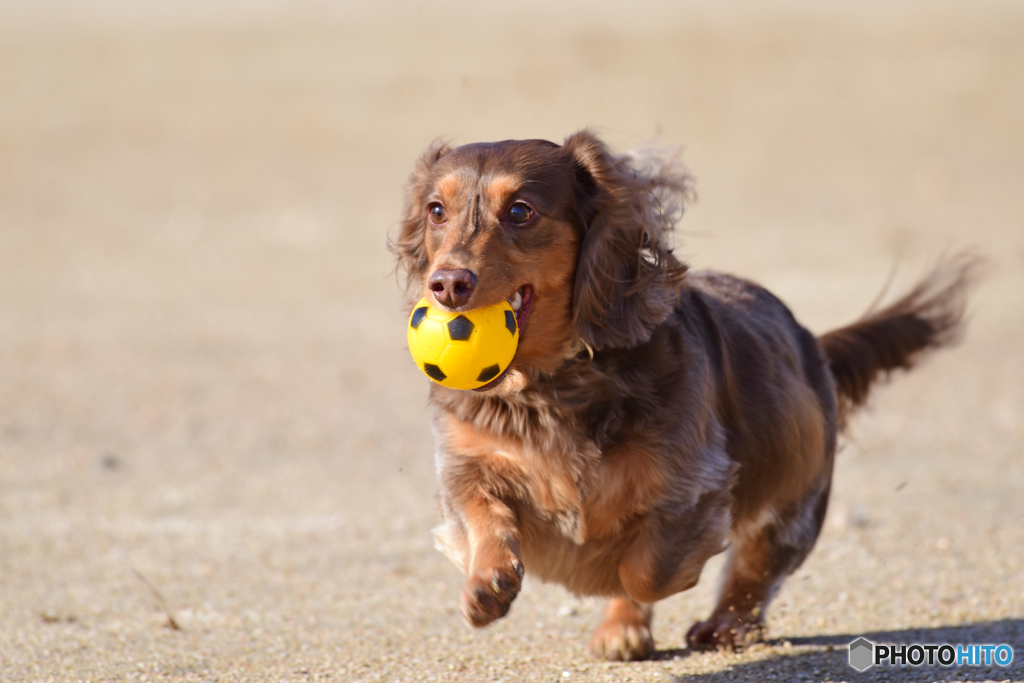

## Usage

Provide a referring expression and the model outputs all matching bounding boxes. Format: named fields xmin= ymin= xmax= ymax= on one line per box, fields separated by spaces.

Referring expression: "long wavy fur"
xmin=819 ymin=252 xmax=986 ymax=422
xmin=565 ymin=131 xmax=694 ymax=350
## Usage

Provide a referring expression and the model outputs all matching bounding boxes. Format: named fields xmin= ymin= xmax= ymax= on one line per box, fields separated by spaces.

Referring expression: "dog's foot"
xmin=588 ymin=599 xmax=655 ymax=661
xmin=686 ymin=611 xmax=764 ymax=651
xmin=459 ymin=561 xmax=523 ymax=628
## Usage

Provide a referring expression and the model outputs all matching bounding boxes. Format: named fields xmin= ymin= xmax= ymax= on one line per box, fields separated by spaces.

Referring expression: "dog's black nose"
xmin=429 ymin=268 xmax=477 ymax=309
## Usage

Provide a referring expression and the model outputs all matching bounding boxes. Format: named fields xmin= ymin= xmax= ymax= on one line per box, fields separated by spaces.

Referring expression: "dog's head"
xmin=391 ymin=130 xmax=692 ymax=392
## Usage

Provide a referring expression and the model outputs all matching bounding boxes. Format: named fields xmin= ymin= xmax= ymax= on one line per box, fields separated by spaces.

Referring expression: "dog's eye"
xmin=508 ymin=202 xmax=532 ymax=225
xmin=427 ymin=203 xmax=447 ymax=225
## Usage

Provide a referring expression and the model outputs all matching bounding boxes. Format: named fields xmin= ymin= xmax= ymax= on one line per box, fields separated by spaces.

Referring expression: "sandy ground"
xmin=1 ymin=2 xmax=1022 ymax=681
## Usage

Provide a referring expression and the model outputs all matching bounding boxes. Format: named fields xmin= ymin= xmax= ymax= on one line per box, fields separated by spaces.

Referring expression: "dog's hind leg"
xmin=685 ymin=475 xmax=831 ymax=651
xmin=588 ymin=485 xmax=733 ymax=661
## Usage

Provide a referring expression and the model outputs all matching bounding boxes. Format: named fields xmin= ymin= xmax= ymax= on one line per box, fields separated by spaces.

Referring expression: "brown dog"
xmin=390 ymin=130 xmax=981 ymax=660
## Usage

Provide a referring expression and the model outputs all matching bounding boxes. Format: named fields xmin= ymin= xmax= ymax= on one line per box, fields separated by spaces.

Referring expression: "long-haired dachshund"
xmin=390 ymin=130 xmax=981 ymax=660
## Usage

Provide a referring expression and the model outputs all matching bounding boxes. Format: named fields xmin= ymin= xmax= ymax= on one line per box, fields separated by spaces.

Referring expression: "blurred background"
xmin=1 ymin=1 xmax=1021 ymax=681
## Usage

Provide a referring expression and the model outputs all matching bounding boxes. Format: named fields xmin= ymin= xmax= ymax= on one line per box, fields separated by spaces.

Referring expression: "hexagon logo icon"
xmin=848 ymin=637 xmax=875 ymax=671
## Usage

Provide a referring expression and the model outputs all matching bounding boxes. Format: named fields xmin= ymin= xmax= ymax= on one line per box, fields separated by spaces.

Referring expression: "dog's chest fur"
xmin=437 ymin=385 xmax=603 ymax=544
xmin=434 ymin=346 xmax=718 ymax=542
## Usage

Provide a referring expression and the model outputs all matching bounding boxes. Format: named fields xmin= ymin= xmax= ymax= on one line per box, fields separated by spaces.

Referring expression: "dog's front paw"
xmin=589 ymin=620 xmax=655 ymax=661
xmin=686 ymin=611 xmax=764 ymax=651
xmin=588 ymin=599 xmax=655 ymax=661
xmin=459 ymin=561 xmax=523 ymax=628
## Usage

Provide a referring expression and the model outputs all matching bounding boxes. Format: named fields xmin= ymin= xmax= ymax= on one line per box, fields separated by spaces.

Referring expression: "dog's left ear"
xmin=564 ymin=130 xmax=692 ymax=351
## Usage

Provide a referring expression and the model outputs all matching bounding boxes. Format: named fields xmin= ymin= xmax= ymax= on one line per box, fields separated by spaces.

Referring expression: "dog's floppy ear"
xmin=389 ymin=139 xmax=451 ymax=301
xmin=564 ymin=130 xmax=692 ymax=350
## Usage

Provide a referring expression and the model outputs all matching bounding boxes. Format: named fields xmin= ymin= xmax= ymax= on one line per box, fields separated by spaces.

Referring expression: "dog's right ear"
xmin=389 ymin=140 xmax=451 ymax=300
xmin=564 ymin=130 xmax=691 ymax=351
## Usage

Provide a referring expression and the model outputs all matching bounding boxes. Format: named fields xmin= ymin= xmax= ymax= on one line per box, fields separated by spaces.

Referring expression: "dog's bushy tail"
xmin=819 ymin=252 xmax=986 ymax=422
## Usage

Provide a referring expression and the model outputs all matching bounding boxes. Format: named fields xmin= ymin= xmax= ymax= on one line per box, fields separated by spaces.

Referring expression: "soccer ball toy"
xmin=407 ymin=297 xmax=519 ymax=390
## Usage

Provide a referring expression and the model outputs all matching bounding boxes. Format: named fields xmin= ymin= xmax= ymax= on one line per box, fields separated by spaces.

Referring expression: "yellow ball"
xmin=407 ymin=297 xmax=519 ymax=390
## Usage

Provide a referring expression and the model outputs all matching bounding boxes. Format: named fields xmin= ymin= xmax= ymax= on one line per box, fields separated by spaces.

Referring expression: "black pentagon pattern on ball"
xmin=447 ymin=315 xmax=474 ymax=341
xmin=423 ymin=363 xmax=447 ymax=382
xmin=505 ymin=310 xmax=517 ymax=336
xmin=410 ymin=306 xmax=429 ymax=329
xmin=476 ymin=364 xmax=501 ymax=383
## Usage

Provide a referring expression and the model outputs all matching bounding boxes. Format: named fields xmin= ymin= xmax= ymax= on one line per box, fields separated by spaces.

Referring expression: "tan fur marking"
xmin=482 ymin=175 xmax=519 ymax=203
xmin=434 ymin=173 xmax=464 ymax=201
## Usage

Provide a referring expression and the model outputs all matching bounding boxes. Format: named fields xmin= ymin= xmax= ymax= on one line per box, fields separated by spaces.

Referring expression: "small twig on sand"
xmin=131 ymin=567 xmax=182 ymax=631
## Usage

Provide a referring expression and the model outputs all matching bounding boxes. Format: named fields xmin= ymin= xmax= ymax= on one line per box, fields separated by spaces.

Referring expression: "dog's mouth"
xmin=508 ymin=285 xmax=534 ymax=337
xmin=473 ymin=285 xmax=533 ymax=392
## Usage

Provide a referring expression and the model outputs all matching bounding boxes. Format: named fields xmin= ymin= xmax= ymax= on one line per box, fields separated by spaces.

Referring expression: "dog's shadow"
xmin=654 ymin=619 xmax=1023 ymax=682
